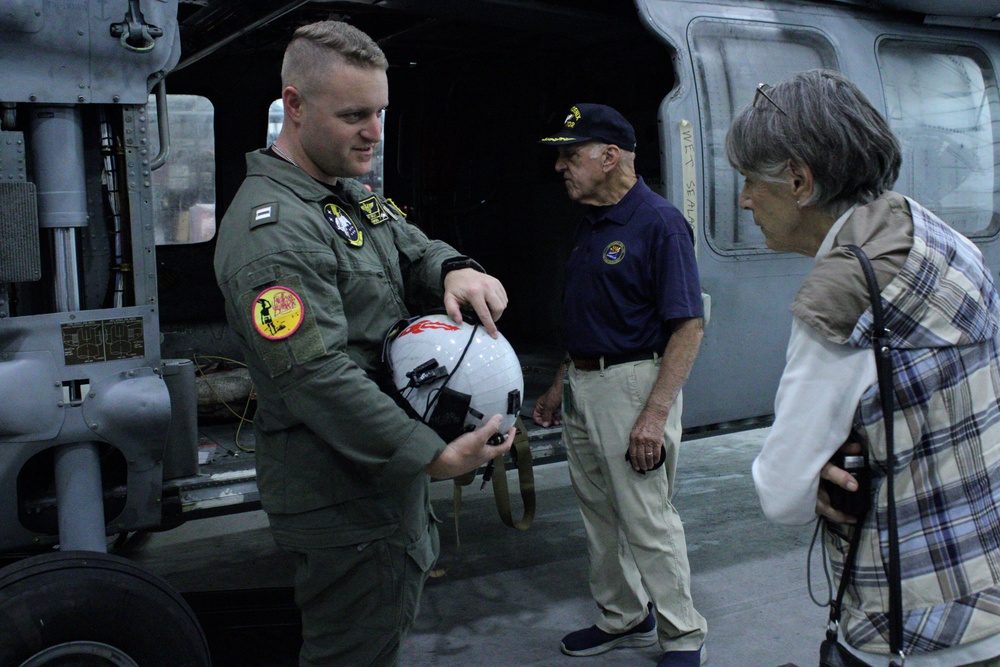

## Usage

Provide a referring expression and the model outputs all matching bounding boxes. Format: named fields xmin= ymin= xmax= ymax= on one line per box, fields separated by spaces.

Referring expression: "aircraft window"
xmin=147 ymin=94 xmax=216 ymax=245
xmin=266 ymin=99 xmax=386 ymax=195
xmin=689 ymin=20 xmax=839 ymax=255
xmin=878 ymin=41 xmax=999 ymax=238
xmin=266 ymin=99 xmax=282 ymax=146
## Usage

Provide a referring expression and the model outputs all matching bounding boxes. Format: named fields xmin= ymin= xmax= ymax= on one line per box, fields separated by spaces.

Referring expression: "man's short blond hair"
xmin=281 ymin=21 xmax=388 ymax=96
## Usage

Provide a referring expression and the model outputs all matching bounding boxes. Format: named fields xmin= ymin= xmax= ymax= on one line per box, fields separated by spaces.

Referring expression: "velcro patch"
xmin=323 ymin=200 xmax=363 ymax=247
xmin=251 ymin=202 xmax=279 ymax=228
xmin=359 ymin=196 xmax=391 ymax=225
xmin=252 ymin=286 xmax=304 ymax=340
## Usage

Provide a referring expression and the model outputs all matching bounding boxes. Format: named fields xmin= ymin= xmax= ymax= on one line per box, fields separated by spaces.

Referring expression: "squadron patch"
xmin=359 ymin=196 xmax=390 ymax=225
xmin=323 ymin=202 xmax=363 ymax=247
xmin=603 ymin=241 xmax=626 ymax=265
xmin=253 ymin=286 xmax=304 ymax=340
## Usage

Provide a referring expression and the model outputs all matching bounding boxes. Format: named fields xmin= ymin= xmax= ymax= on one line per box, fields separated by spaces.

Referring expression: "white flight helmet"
xmin=386 ymin=313 xmax=523 ymax=442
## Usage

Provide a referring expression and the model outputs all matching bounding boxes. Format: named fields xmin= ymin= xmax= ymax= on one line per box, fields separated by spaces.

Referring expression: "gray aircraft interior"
xmin=2 ymin=0 xmax=1000 ymax=664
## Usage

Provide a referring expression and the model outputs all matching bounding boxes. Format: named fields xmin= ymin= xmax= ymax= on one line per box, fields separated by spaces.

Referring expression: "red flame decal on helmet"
xmin=399 ymin=319 xmax=461 ymax=337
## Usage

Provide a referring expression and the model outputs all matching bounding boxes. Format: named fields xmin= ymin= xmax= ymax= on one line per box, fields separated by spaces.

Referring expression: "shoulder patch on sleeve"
xmin=251 ymin=202 xmax=279 ymax=228
xmin=239 ymin=273 xmax=326 ymax=378
xmin=253 ymin=286 xmax=304 ymax=340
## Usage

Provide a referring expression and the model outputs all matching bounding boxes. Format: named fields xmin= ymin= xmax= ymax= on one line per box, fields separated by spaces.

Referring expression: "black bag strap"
xmin=827 ymin=506 xmax=866 ymax=639
xmin=829 ymin=244 xmax=903 ymax=665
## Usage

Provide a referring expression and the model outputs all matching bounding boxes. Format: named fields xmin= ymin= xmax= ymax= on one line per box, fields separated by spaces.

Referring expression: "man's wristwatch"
xmin=440 ymin=256 xmax=485 ymax=285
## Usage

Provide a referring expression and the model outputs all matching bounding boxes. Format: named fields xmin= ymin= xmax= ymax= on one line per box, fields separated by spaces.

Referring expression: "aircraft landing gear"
xmin=0 ymin=551 xmax=210 ymax=667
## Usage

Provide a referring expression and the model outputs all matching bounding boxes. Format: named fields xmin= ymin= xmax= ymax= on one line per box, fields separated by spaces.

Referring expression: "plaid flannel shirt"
xmin=828 ymin=197 xmax=1000 ymax=654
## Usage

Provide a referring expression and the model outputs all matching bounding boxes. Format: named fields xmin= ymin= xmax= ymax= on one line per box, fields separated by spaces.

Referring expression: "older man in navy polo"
xmin=534 ymin=103 xmax=708 ymax=667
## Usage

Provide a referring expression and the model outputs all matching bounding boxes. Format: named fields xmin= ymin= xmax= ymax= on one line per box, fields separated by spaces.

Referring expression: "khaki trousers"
xmin=564 ymin=359 xmax=707 ymax=652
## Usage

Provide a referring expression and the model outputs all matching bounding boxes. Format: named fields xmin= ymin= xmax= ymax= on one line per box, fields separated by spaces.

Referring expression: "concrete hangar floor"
xmin=131 ymin=424 xmax=824 ymax=667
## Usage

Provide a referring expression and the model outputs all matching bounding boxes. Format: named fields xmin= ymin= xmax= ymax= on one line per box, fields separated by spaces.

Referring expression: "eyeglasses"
xmin=753 ymin=82 xmax=787 ymax=116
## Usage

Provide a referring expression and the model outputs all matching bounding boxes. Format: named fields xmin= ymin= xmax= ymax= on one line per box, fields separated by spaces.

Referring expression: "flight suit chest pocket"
xmin=336 ymin=246 xmax=402 ymax=313
xmin=240 ymin=271 xmax=327 ymax=378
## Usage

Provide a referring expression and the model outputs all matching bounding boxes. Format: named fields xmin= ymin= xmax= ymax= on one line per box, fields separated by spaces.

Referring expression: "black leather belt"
xmin=571 ymin=351 xmax=658 ymax=371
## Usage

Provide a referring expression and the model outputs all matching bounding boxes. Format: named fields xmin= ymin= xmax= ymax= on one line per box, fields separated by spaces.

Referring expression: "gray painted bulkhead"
xmin=635 ymin=0 xmax=1000 ymax=428
xmin=0 ymin=0 xmax=182 ymax=550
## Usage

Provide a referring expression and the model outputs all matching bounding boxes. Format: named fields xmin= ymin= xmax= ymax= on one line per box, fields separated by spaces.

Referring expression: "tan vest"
xmin=792 ymin=192 xmax=913 ymax=344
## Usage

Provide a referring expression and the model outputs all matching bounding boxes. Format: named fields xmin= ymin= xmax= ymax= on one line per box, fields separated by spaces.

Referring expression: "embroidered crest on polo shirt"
xmin=603 ymin=241 xmax=626 ymax=265
xmin=359 ymin=196 xmax=390 ymax=225
xmin=252 ymin=286 xmax=304 ymax=340
xmin=323 ymin=201 xmax=363 ymax=247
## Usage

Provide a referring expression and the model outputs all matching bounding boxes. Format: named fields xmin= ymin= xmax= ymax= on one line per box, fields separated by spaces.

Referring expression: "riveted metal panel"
xmin=0 ymin=0 xmax=180 ymax=104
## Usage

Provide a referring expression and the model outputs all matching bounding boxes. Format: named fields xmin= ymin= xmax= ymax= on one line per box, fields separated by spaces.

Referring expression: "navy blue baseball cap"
xmin=539 ymin=103 xmax=637 ymax=152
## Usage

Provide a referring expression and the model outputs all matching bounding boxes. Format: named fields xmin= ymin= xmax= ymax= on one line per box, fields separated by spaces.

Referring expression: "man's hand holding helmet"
xmin=424 ymin=414 xmax=514 ymax=479
xmin=442 ymin=267 xmax=508 ymax=339
xmin=385 ymin=312 xmax=524 ymax=480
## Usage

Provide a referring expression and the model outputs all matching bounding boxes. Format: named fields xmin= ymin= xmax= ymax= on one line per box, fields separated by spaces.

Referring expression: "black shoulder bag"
xmin=819 ymin=244 xmax=905 ymax=667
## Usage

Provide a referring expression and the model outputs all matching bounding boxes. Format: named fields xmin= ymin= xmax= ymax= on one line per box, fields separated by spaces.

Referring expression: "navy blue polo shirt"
xmin=562 ymin=177 xmax=703 ymax=358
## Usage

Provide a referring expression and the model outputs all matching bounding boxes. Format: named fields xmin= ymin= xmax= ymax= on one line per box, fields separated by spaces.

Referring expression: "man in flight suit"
xmin=534 ymin=104 xmax=708 ymax=667
xmin=214 ymin=20 xmax=512 ymax=666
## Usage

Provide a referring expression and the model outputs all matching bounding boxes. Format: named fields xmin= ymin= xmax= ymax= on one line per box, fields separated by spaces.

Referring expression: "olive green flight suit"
xmin=214 ymin=151 xmax=463 ymax=666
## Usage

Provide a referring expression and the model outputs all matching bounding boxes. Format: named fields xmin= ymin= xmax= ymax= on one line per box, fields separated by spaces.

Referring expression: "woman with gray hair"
xmin=728 ymin=68 xmax=1000 ymax=665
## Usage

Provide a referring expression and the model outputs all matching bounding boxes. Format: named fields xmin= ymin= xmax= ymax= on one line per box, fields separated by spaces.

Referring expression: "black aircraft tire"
xmin=0 ymin=551 xmax=211 ymax=667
